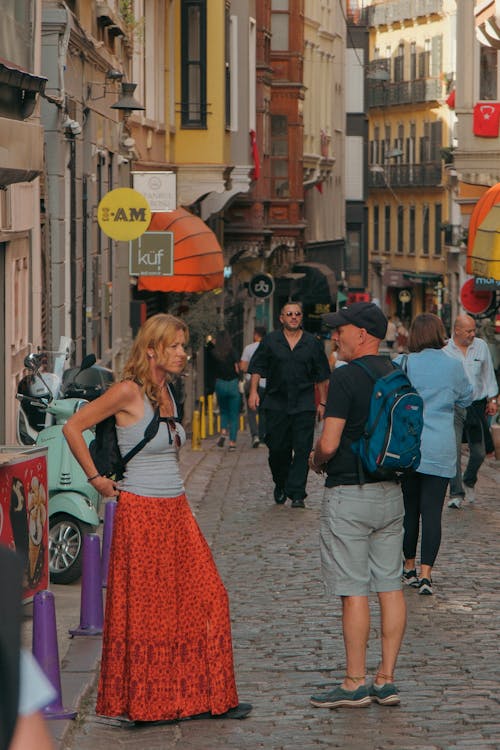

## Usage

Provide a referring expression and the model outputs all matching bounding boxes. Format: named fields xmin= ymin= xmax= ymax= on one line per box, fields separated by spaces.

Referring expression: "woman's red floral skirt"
xmin=96 ymin=491 xmax=239 ymax=721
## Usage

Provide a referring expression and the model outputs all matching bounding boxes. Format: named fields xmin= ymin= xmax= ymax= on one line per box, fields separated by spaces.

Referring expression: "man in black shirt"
xmin=248 ymin=301 xmax=330 ymax=508
xmin=308 ymin=302 xmax=406 ymax=709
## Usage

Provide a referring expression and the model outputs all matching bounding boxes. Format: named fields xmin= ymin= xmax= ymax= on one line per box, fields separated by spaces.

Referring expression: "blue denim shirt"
xmin=395 ymin=349 xmax=473 ymax=477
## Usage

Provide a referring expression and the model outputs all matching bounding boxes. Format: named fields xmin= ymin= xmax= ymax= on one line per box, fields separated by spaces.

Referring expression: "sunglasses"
xmin=159 ymin=416 xmax=182 ymax=448
xmin=284 ymin=311 xmax=302 ymax=317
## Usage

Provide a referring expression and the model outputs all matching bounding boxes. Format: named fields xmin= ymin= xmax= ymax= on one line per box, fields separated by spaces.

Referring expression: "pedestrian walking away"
xmin=63 ymin=313 xmax=251 ymax=725
xmin=239 ymin=326 xmax=267 ymax=448
xmin=248 ymin=301 xmax=330 ymax=508
xmin=444 ymin=314 xmax=498 ymax=509
xmin=206 ymin=330 xmax=241 ymax=451
xmin=395 ymin=314 xmax=473 ymax=596
xmin=308 ymin=302 xmax=406 ymax=709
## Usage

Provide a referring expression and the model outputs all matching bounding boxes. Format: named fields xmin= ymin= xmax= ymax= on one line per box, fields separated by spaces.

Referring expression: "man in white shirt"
xmin=444 ymin=314 xmax=498 ymax=508
xmin=239 ymin=326 xmax=267 ymax=448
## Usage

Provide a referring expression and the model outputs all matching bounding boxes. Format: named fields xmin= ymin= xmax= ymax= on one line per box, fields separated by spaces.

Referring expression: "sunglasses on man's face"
xmin=284 ymin=311 xmax=302 ymax=317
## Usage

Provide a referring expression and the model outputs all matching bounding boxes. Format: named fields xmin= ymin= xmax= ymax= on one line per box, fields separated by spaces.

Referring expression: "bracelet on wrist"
xmin=87 ymin=473 xmax=101 ymax=483
xmin=320 ymin=402 xmax=326 ymax=407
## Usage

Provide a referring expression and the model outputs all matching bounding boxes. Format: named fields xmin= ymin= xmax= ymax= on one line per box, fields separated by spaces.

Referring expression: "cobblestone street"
xmin=55 ymin=433 xmax=500 ymax=750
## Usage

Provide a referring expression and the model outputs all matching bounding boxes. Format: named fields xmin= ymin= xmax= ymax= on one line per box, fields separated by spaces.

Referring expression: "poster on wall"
xmin=0 ymin=449 xmax=49 ymax=601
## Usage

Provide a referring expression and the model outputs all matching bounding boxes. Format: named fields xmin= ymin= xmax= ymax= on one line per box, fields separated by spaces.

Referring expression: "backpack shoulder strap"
xmin=120 ymin=406 xmax=160 ymax=466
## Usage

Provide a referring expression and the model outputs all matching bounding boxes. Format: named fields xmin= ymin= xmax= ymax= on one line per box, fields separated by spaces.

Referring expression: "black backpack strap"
xmin=120 ymin=407 xmax=160 ymax=466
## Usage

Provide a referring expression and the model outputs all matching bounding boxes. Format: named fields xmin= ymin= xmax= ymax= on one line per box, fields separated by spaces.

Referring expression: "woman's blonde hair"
xmin=122 ymin=313 xmax=189 ymax=405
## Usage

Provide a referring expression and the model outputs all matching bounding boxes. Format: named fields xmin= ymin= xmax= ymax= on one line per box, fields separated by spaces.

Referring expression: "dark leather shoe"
xmin=273 ymin=486 xmax=287 ymax=504
xmin=291 ymin=498 xmax=305 ymax=508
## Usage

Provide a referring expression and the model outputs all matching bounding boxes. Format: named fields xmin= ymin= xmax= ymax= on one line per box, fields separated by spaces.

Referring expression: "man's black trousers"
xmin=263 ymin=409 xmax=316 ymax=501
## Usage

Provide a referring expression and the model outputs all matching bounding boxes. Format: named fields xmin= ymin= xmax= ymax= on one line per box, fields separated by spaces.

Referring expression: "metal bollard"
xmin=191 ymin=409 xmax=201 ymax=451
xmin=207 ymin=393 xmax=214 ymax=436
xmin=239 ymin=414 xmax=245 ymax=432
xmin=199 ymin=395 xmax=206 ymax=439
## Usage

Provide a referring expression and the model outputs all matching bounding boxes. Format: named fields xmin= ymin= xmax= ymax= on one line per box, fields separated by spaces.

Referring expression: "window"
xmin=434 ymin=204 xmax=442 ymax=256
xmin=384 ymin=205 xmax=391 ymax=253
xmin=271 ymin=115 xmax=289 ymax=197
xmin=397 ymin=205 xmax=404 ymax=254
xmin=410 ymin=42 xmax=417 ymax=80
xmin=373 ymin=205 xmax=380 ymax=252
xmin=181 ymin=0 xmax=207 ymax=128
xmin=480 ymin=46 xmax=497 ymax=100
xmin=418 ymin=39 xmax=430 ymax=78
xmin=394 ymin=42 xmax=404 ymax=82
xmin=422 ymin=205 xmax=429 ymax=255
xmin=409 ymin=206 xmax=415 ymax=254
xmin=271 ymin=0 xmax=289 ymax=51
xmin=346 ymin=228 xmax=362 ymax=273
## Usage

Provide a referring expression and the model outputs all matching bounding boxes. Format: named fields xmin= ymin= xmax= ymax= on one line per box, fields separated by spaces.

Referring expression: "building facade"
xmin=365 ymin=0 xmax=457 ymax=328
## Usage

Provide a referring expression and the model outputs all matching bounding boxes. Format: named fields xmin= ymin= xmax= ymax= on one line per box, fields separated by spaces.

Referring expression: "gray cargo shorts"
xmin=320 ymin=481 xmax=404 ymax=597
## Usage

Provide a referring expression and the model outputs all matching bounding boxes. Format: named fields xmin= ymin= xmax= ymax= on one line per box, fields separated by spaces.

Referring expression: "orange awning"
xmin=137 ymin=208 xmax=224 ymax=293
xmin=467 ymin=182 xmax=500 ymax=280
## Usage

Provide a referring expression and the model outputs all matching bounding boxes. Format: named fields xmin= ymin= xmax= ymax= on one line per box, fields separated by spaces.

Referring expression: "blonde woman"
xmin=63 ymin=314 xmax=251 ymax=724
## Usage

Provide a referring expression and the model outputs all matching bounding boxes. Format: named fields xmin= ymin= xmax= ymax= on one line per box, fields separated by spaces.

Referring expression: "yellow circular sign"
xmin=97 ymin=188 xmax=151 ymax=241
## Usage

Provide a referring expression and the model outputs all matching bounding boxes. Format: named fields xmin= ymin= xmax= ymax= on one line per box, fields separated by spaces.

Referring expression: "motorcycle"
xmin=17 ymin=349 xmax=114 ymax=584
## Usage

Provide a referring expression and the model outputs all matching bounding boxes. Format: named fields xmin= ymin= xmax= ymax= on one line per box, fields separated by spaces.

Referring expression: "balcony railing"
xmin=368 ymin=162 xmax=442 ymax=188
xmin=368 ymin=77 xmax=443 ymax=108
xmin=368 ymin=0 xmax=443 ymax=27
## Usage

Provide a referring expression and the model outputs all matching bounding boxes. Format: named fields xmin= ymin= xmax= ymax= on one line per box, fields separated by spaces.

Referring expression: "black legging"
xmin=402 ymin=472 xmax=449 ymax=568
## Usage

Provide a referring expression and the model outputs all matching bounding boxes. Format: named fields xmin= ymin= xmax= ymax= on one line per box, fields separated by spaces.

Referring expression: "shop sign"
xmin=460 ymin=278 xmax=494 ymax=315
xmin=132 ymin=171 xmax=177 ymax=212
xmin=129 ymin=232 xmax=174 ymax=276
xmin=98 ymin=188 xmax=151 ymax=241
xmin=474 ymin=276 xmax=500 ymax=291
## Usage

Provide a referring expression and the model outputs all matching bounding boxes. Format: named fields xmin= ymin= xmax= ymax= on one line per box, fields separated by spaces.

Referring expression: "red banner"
xmin=473 ymin=102 xmax=500 ymax=137
xmin=249 ymin=129 xmax=260 ymax=180
xmin=0 ymin=453 xmax=49 ymax=600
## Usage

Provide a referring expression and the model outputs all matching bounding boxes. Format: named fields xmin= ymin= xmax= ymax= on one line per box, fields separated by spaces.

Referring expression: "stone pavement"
xmin=32 ymin=432 xmax=500 ymax=750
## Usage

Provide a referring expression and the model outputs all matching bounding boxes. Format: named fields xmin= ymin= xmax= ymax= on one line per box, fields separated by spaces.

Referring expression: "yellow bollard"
xmin=239 ymin=414 xmax=245 ymax=432
xmin=207 ymin=394 xmax=214 ymax=436
xmin=199 ymin=396 xmax=206 ymax=439
xmin=191 ymin=409 xmax=201 ymax=451
xmin=216 ymin=414 xmax=221 ymax=433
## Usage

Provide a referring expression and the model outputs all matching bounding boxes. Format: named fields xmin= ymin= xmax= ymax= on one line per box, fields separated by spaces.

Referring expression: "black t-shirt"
xmin=324 ymin=355 xmax=395 ymax=486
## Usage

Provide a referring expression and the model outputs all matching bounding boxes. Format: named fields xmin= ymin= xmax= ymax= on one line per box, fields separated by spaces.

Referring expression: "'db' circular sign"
xmin=97 ymin=188 xmax=151 ymax=241
xmin=249 ymin=273 xmax=275 ymax=299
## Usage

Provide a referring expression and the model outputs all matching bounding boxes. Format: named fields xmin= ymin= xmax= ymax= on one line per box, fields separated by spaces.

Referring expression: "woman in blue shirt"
xmin=395 ymin=314 xmax=473 ymax=596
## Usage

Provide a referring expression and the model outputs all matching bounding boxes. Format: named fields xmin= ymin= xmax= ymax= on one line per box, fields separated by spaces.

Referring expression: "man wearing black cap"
xmin=308 ymin=302 xmax=407 ymax=710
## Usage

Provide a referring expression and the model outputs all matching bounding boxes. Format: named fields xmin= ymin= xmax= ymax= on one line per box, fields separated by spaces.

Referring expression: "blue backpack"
xmin=351 ymin=358 xmax=423 ymax=481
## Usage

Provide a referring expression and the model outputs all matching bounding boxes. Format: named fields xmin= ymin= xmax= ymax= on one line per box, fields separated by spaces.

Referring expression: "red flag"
xmin=315 ymin=181 xmax=323 ymax=193
xmin=473 ymin=102 xmax=500 ymax=137
xmin=249 ymin=130 xmax=260 ymax=180
xmin=446 ymin=89 xmax=455 ymax=109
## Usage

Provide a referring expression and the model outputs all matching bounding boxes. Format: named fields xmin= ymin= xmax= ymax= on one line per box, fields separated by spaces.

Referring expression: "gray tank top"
xmin=116 ymin=390 xmax=186 ymax=498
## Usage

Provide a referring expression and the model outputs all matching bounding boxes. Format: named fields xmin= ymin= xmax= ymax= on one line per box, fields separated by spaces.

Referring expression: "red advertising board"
xmin=0 ymin=448 xmax=49 ymax=601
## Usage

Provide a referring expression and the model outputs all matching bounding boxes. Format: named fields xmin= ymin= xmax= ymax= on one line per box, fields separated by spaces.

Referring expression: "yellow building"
xmin=169 ymin=0 xmax=232 ymax=208
xmin=365 ymin=0 xmax=457 ymax=326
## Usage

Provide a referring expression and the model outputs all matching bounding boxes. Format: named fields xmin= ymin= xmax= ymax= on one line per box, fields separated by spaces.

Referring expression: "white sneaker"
xmin=447 ymin=497 xmax=462 ymax=509
xmin=464 ymin=486 xmax=476 ymax=504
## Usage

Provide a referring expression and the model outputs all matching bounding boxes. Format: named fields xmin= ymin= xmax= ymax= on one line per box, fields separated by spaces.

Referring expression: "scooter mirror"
xmin=24 ymin=352 xmax=43 ymax=370
xmin=80 ymin=353 xmax=97 ymax=371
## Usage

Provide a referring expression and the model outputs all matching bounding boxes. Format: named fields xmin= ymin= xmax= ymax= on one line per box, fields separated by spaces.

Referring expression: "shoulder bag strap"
xmin=121 ymin=406 xmax=160 ymax=466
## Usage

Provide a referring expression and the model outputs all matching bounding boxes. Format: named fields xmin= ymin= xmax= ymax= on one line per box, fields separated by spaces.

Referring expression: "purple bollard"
xmin=69 ymin=533 xmax=104 ymax=636
xmin=101 ymin=499 xmax=117 ymax=588
xmin=32 ymin=589 xmax=77 ymax=719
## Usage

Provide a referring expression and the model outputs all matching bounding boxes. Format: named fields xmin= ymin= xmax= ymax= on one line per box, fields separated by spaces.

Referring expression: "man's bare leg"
xmin=375 ymin=589 xmax=406 ymax=685
xmin=341 ymin=595 xmax=370 ymax=689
